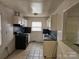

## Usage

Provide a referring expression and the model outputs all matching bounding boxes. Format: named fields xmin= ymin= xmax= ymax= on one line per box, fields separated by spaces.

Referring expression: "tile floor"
xmin=6 ymin=42 xmax=56 ymax=59
xmin=6 ymin=42 xmax=43 ymax=59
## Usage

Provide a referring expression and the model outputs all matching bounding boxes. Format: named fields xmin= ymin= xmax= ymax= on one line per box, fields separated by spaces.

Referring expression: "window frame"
xmin=32 ymin=21 xmax=42 ymax=31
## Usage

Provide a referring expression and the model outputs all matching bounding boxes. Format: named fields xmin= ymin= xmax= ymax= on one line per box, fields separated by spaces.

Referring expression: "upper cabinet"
xmin=51 ymin=15 xmax=57 ymax=31
xmin=13 ymin=16 xmax=22 ymax=24
xmin=47 ymin=17 xmax=52 ymax=30
xmin=13 ymin=16 xmax=27 ymax=27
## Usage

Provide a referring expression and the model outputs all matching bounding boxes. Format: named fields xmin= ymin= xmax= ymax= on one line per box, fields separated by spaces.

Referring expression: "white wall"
xmin=63 ymin=16 xmax=79 ymax=43
xmin=0 ymin=4 xmax=15 ymax=59
xmin=27 ymin=17 xmax=48 ymax=42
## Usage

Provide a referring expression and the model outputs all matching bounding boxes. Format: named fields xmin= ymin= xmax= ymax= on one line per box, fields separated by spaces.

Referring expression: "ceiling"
xmin=0 ymin=0 xmax=64 ymax=17
xmin=66 ymin=3 xmax=79 ymax=16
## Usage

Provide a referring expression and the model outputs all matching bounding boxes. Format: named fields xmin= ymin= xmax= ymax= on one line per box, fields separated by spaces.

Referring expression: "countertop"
xmin=44 ymin=39 xmax=57 ymax=41
xmin=43 ymin=36 xmax=57 ymax=41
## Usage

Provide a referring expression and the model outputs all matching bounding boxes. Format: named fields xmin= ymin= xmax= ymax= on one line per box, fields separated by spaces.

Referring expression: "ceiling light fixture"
xmin=31 ymin=2 xmax=43 ymax=14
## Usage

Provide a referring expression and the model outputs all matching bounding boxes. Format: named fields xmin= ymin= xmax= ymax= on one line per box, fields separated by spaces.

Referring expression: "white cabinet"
xmin=13 ymin=16 xmax=22 ymax=24
xmin=13 ymin=16 xmax=27 ymax=27
xmin=43 ymin=40 xmax=57 ymax=58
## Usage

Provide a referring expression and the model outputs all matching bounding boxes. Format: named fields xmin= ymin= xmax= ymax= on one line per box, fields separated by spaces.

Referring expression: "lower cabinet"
xmin=43 ymin=40 xmax=57 ymax=58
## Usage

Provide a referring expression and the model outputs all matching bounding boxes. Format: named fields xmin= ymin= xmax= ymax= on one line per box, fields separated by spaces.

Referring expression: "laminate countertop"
xmin=44 ymin=37 xmax=57 ymax=41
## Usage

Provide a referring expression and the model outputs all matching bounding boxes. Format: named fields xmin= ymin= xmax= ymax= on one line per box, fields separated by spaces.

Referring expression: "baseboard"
xmin=5 ymin=49 xmax=16 ymax=59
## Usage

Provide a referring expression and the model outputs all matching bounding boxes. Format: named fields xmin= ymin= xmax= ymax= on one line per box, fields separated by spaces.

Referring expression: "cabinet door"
xmin=13 ymin=16 xmax=22 ymax=24
xmin=43 ymin=41 xmax=57 ymax=57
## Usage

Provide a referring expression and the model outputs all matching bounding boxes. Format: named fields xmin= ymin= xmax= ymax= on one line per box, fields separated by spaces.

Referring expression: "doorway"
xmin=63 ymin=3 xmax=79 ymax=52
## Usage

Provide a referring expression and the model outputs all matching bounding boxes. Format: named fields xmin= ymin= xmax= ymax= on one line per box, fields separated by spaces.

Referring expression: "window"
xmin=0 ymin=15 xmax=2 ymax=46
xmin=32 ymin=22 xmax=42 ymax=31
